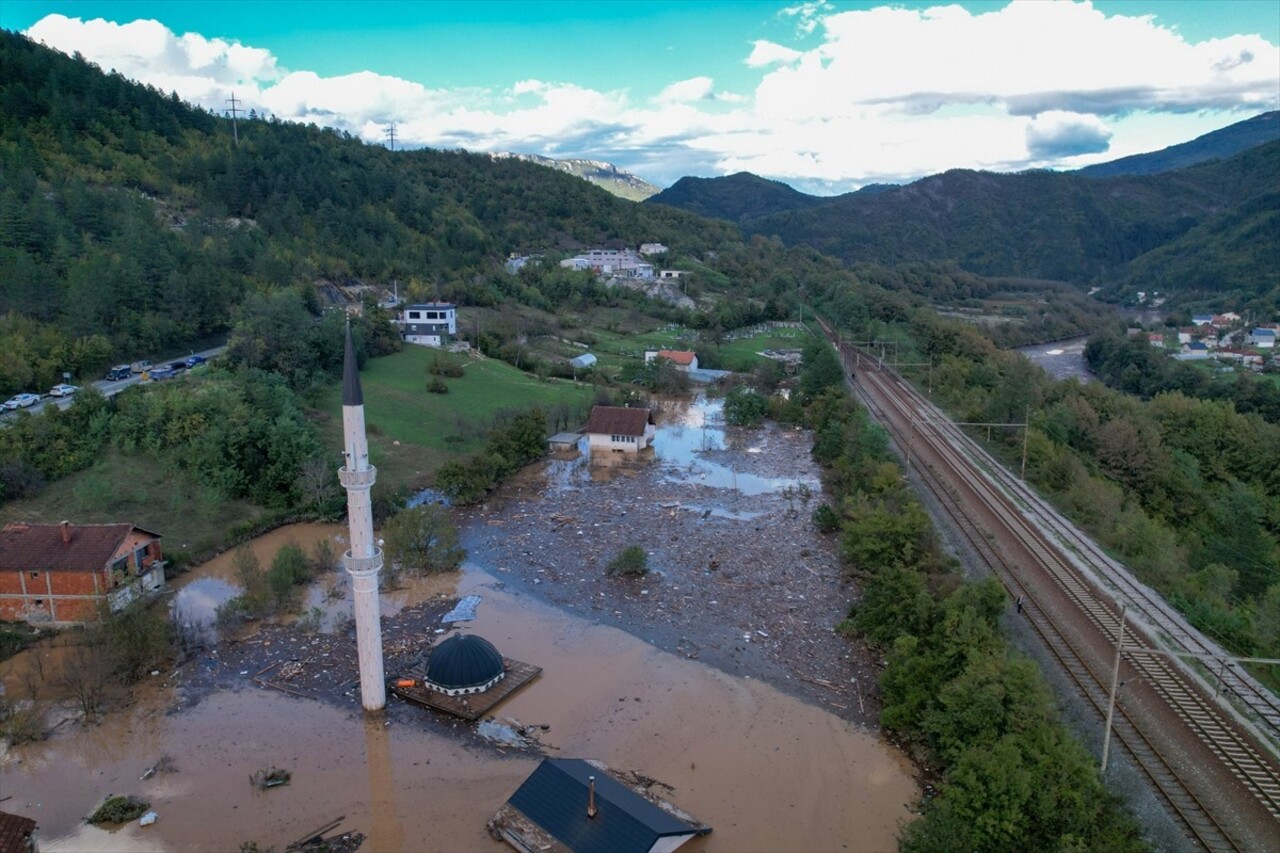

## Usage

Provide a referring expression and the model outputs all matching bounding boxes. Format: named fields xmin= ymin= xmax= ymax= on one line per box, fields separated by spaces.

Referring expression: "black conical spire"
xmin=343 ymin=320 xmax=363 ymax=406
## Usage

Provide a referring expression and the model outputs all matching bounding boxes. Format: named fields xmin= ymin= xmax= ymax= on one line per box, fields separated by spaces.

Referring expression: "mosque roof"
xmin=426 ymin=634 xmax=505 ymax=690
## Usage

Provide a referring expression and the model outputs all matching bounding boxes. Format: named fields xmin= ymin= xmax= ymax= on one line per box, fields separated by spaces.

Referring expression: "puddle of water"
xmin=4 ymin=556 xmax=917 ymax=853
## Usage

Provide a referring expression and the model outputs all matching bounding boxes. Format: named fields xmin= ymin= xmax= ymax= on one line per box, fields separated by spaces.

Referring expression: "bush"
xmin=812 ymin=503 xmax=840 ymax=534
xmin=427 ymin=376 xmax=449 ymax=394
xmin=88 ymin=795 xmax=150 ymax=825
xmin=381 ymin=504 xmax=466 ymax=574
xmin=428 ymin=356 xmax=465 ymax=378
xmin=606 ymin=545 xmax=649 ymax=578
xmin=724 ymin=386 xmax=769 ymax=426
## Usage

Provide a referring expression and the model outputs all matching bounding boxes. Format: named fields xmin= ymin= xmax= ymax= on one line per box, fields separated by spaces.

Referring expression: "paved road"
xmin=2 ymin=345 xmax=227 ymax=420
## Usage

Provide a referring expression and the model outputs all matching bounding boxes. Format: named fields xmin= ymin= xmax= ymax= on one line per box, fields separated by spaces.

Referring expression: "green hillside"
xmin=1077 ymin=110 xmax=1280 ymax=177
xmin=0 ymin=31 xmax=736 ymax=388
xmin=648 ymin=171 xmax=830 ymax=221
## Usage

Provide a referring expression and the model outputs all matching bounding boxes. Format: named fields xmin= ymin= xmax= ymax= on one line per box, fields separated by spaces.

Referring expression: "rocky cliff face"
xmin=492 ymin=152 xmax=660 ymax=201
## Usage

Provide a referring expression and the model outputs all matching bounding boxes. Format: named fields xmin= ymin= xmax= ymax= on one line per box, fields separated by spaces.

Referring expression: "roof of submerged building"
xmin=426 ymin=634 xmax=505 ymax=690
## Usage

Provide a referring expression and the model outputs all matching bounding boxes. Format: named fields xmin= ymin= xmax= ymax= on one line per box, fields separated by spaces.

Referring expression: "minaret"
xmin=338 ymin=323 xmax=386 ymax=711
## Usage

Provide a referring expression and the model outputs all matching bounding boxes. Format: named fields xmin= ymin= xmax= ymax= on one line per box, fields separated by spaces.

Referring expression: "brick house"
xmin=584 ymin=406 xmax=657 ymax=453
xmin=0 ymin=522 xmax=165 ymax=625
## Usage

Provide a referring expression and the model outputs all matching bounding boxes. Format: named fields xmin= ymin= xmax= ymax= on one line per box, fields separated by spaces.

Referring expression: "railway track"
xmin=819 ymin=321 xmax=1280 ymax=850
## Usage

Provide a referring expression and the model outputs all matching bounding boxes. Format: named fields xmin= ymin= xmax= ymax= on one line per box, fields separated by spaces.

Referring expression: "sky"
xmin=3 ymin=1 xmax=1278 ymax=194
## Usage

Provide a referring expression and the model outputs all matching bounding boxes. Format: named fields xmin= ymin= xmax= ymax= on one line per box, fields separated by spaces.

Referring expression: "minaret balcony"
xmin=338 ymin=465 xmax=377 ymax=489
xmin=344 ymin=547 xmax=384 ymax=575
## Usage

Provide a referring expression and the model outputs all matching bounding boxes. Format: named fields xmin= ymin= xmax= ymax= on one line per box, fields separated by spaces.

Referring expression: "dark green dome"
xmin=425 ymin=634 xmax=505 ymax=692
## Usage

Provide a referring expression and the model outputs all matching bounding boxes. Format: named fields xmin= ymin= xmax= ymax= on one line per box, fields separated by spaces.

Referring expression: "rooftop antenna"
xmin=226 ymin=92 xmax=243 ymax=146
xmin=587 ymin=776 xmax=598 ymax=819
xmin=385 ymin=122 xmax=397 ymax=151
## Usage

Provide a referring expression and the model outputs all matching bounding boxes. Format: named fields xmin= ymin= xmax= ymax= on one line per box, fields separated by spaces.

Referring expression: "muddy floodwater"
xmin=1017 ymin=336 xmax=1094 ymax=383
xmin=3 ymin=562 xmax=915 ymax=852
xmin=3 ymin=393 xmax=918 ymax=852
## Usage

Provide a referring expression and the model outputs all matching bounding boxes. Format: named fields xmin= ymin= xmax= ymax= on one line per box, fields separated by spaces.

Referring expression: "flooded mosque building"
xmin=339 ymin=324 xmax=387 ymax=712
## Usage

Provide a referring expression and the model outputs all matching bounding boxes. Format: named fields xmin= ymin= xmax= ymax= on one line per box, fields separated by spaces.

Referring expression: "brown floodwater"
xmin=2 ymin=522 xmax=917 ymax=853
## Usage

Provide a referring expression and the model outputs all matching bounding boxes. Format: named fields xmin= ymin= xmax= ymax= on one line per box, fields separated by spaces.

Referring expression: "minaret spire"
xmin=338 ymin=320 xmax=386 ymax=711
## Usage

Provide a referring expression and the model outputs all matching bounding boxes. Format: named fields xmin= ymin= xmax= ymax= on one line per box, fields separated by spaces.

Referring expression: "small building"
xmin=490 ymin=758 xmax=710 ymax=853
xmin=645 ymin=350 xmax=699 ymax=372
xmin=1147 ymin=333 xmax=1165 ymax=348
xmin=0 ymin=522 xmax=165 ymax=625
xmin=1179 ymin=341 xmax=1210 ymax=359
xmin=639 ymin=243 xmax=668 ymax=255
xmin=585 ymin=406 xmax=656 ymax=453
xmin=1249 ymin=328 xmax=1276 ymax=349
xmin=569 ymin=353 xmax=598 ymax=370
xmin=0 ymin=810 xmax=37 ymax=853
xmin=1192 ymin=314 xmax=1214 ymax=326
xmin=658 ymin=270 xmax=688 ymax=280
xmin=399 ymin=303 xmax=457 ymax=347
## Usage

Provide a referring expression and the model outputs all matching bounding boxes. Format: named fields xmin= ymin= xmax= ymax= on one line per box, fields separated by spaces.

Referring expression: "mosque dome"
xmin=424 ymin=634 xmax=506 ymax=696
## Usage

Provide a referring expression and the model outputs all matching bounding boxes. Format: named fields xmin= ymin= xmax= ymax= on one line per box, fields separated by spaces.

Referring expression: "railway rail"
xmin=818 ymin=319 xmax=1280 ymax=851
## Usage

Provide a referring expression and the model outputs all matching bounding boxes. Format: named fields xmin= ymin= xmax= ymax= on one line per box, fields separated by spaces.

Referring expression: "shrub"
xmin=427 ymin=376 xmax=449 ymax=394
xmin=606 ymin=545 xmax=649 ymax=578
xmin=88 ymin=795 xmax=150 ymax=825
xmin=381 ymin=504 xmax=466 ymax=574
xmin=812 ymin=503 xmax=840 ymax=534
xmin=724 ymin=386 xmax=769 ymax=426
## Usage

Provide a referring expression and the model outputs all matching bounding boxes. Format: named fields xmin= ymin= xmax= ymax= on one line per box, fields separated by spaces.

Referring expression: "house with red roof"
xmin=0 ymin=522 xmax=165 ymax=624
xmin=644 ymin=350 xmax=699 ymax=372
xmin=584 ymin=406 xmax=657 ymax=453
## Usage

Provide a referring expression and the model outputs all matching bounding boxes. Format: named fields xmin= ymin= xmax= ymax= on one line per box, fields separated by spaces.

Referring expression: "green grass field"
xmin=310 ymin=346 xmax=597 ymax=493
xmin=0 ymin=450 xmax=265 ymax=560
xmin=714 ymin=327 xmax=815 ymax=371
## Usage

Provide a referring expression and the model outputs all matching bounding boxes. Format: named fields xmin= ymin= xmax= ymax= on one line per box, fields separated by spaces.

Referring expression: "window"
xmin=408 ymin=311 xmax=421 ymax=320
xmin=34 ymin=599 xmax=43 ymax=606
xmin=30 ymin=571 xmax=39 ymax=579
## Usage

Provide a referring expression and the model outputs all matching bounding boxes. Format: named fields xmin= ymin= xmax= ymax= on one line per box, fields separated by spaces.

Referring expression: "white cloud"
xmin=746 ymin=40 xmax=803 ymax=68
xmin=21 ymin=5 xmax=1280 ymax=192
xmin=656 ymin=76 xmax=715 ymax=104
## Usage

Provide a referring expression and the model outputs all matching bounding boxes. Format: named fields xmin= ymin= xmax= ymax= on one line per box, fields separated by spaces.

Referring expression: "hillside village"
xmin=1135 ymin=312 xmax=1280 ymax=370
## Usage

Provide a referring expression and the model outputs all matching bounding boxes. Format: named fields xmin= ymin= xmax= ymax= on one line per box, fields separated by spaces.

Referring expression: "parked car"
xmin=49 ymin=383 xmax=78 ymax=397
xmin=168 ymin=361 xmax=189 ymax=372
xmin=146 ymin=367 xmax=176 ymax=381
xmin=106 ymin=365 xmax=132 ymax=381
xmin=3 ymin=393 xmax=40 ymax=410
xmin=185 ymin=355 xmax=207 ymax=368
xmin=131 ymin=360 xmax=153 ymax=374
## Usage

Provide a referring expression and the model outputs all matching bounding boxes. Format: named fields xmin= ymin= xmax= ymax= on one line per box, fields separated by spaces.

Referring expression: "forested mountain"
xmin=0 ymin=31 xmax=737 ymax=387
xmin=647 ymin=171 xmax=830 ymax=221
xmin=648 ymin=139 xmax=1279 ymax=311
xmin=1077 ymin=110 xmax=1280 ymax=177
xmin=490 ymin=152 xmax=660 ymax=201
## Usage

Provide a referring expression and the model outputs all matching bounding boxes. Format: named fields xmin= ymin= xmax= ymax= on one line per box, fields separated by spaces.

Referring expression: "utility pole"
xmin=1101 ymin=604 xmax=1128 ymax=775
xmin=225 ymin=92 xmax=243 ymax=146
xmin=1021 ymin=407 xmax=1030 ymax=481
xmin=385 ymin=123 xmax=397 ymax=151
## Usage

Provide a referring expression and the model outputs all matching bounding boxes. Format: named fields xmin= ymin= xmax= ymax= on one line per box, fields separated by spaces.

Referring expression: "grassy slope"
xmin=310 ymin=346 xmax=596 ymax=494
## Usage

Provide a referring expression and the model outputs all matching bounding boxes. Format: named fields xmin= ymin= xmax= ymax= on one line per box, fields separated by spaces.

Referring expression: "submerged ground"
xmin=1 ymin=393 xmax=916 ymax=852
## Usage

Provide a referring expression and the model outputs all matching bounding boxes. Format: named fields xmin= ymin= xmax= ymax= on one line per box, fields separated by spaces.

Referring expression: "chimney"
xmin=587 ymin=776 xmax=597 ymax=820
xmin=60 ymin=520 xmax=71 ymax=544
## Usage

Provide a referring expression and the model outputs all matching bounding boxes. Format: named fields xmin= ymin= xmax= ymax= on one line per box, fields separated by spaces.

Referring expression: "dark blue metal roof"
xmin=425 ymin=634 xmax=504 ymax=689
xmin=507 ymin=759 xmax=700 ymax=853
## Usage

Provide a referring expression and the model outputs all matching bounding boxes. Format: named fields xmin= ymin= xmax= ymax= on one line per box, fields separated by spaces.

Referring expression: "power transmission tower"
xmin=226 ymin=92 xmax=243 ymax=146
xmin=385 ymin=123 xmax=397 ymax=151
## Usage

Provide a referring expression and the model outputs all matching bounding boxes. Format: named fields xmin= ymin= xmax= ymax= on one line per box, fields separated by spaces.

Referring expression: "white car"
xmin=3 ymin=393 xmax=40 ymax=410
xmin=49 ymin=384 xmax=79 ymax=397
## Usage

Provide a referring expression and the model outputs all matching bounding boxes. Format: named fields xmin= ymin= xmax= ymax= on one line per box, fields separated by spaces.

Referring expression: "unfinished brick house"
xmin=0 ymin=522 xmax=165 ymax=625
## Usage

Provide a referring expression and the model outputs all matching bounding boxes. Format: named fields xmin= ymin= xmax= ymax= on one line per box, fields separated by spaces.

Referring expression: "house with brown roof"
xmin=644 ymin=350 xmax=699 ymax=372
xmin=0 ymin=810 xmax=37 ymax=853
xmin=0 ymin=522 xmax=165 ymax=625
xmin=584 ymin=406 xmax=656 ymax=453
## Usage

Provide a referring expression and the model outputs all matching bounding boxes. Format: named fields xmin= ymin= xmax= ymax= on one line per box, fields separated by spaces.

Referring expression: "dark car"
xmin=147 ymin=367 xmax=177 ymax=381
xmin=169 ymin=361 xmax=189 ymax=372
xmin=106 ymin=365 xmax=132 ymax=381
xmin=185 ymin=355 xmax=207 ymax=368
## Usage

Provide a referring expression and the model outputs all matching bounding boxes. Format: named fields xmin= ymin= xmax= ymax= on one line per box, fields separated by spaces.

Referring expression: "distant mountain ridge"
xmin=647 ymin=172 xmax=829 ymax=221
xmin=1077 ymin=111 xmax=1280 ymax=178
xmin=491 ymin=152 xmax=660 ymax=201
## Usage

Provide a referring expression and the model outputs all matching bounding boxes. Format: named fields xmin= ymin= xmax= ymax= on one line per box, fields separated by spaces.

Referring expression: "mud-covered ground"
xmin=459 ymin=397 xmax=883 ymax=724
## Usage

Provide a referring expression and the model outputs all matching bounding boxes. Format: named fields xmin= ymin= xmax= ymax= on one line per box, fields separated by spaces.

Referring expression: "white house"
xmin=645 ymin=350 xmax=699 ymax=372
xmin=1249 ymin=328 xmax=1276 ymax=349
xmin=559 ymin=248 xmax=655 ymax=279
xmin=639 ymin=243 xmax=668 ymax=255
xmin=584 ymin=406 xmax=656 ymax=453
xmin=399 ymin=303 xmax=457 ymax=347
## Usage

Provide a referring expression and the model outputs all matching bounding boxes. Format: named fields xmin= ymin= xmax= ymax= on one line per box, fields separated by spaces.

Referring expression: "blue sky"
xmin=4 ymin=1 xmax=1278 ymax=192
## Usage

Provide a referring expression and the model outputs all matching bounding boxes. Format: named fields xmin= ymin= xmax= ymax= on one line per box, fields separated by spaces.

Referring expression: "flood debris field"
xmin=461 ymin=396 xmax=882 ymax=722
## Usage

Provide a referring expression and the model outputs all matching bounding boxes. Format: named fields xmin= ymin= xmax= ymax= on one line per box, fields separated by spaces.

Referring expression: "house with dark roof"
xmin=0 ymin=522 xmax=165 ymax=624
xmin=584 ymin=406 xmax=656 ymax=453
xmin=0 ymin=810 xmax=37 ymax=853
xmin=489 ymin=758 xmax=710 ymax=853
